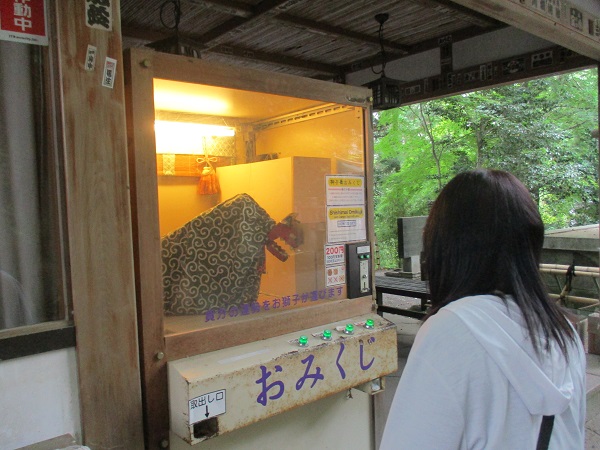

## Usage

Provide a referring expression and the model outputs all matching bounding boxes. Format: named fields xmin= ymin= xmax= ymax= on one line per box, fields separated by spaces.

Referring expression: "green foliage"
xmin=374 ymin=69 xmax=599 ymax=268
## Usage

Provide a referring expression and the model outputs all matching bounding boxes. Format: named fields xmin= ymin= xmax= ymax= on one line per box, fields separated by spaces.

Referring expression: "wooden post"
xmin=54 ymin=1 xmax=145 ymax=448
xmin=595 ymin=62 xmax=600 ymax=356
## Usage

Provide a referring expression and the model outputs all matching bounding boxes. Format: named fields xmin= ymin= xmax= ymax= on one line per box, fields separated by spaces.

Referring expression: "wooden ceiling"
xmin=120 ymin=0 xmax=505 ymax=81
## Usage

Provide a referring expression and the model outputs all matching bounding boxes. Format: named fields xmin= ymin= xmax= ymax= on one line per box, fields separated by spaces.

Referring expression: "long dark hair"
xmin=423 ymin=169 xmax=575 ymax=357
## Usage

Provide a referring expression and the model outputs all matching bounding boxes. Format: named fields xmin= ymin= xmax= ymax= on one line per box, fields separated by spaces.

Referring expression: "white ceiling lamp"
xmin=154 ymin=120 xmax=235 ymax=155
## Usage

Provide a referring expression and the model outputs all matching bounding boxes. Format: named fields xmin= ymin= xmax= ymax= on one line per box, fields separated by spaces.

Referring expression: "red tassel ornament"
xmin=197 ymin=157 xmax=220 ymax=195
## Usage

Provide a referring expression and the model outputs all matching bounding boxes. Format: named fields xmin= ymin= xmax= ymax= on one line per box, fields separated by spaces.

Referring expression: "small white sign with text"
xmin=189 ymin=389 xmax=226 ymax=424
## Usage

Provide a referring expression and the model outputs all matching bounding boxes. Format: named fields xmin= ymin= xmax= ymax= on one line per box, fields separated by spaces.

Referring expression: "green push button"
xmin=365 ymin=319 xmax=375 ymax=329
xmin=298 ymin=335 xmax=308 ymax=347
xmin=322 ymin=329 xmax=332 ymax=340
xmin=344 ymin=323 xmax=354 ymax=334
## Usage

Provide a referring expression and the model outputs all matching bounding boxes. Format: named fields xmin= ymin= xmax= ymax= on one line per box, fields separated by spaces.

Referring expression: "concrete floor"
xmin=374 ymin=297 xmax=600 ymax=450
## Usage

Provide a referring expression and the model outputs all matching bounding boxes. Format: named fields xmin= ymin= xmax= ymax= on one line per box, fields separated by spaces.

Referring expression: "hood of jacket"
xmin=443 ymin=295 xmax=583 ymax=416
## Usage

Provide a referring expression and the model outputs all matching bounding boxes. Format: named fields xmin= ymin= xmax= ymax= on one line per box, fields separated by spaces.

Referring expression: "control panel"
xmin=346 ymin=241 xmax=372 ymax=298
xmin=168 ymin=314 xmax=397 ymax=445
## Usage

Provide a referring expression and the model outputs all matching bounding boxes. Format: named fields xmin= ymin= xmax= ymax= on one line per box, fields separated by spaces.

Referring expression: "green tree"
xmin=374 ymin=69 xmax=599 ymax=269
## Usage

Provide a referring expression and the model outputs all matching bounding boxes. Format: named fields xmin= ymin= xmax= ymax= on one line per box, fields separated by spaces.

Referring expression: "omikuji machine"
xmin=125 ymin=48 xmax=397 ymax=449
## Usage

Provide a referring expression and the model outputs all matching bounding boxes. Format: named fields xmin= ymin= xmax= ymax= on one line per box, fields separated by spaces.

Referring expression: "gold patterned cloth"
xmin=161 ymin=194 xmax=275 ymax=315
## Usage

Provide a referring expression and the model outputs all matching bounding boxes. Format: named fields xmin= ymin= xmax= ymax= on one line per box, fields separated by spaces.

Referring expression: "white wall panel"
xmin=0 ymin=349 xmax=81 ymax=449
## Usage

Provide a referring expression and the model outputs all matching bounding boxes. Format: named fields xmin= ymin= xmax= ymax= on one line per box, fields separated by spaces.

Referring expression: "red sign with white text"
xmin=0 ymin=0 xmax=47 ymax=45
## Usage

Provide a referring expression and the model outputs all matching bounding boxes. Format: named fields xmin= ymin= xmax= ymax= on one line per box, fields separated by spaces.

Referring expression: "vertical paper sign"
xmin=102 ymin=56 xmax=117 ymax=88
xmin=324 ymin=244 xmax=346 ymax=287
xmin=326 ymin=175 xmax=367 ymax=243
xmin=85 ymin=44 xmax=97 ymax=71
xmin=0 ymin=0 xmax=48 ymax=45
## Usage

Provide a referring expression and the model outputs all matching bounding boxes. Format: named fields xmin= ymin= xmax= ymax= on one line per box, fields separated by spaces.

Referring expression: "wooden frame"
xmin=0 ymin=323 xmax=75 ymax=360
xmin=0 ymin=6 xmax=72 ymax=357
xmin=55 ymin=2 xmax=145 ymax=448
xmin=124 ymin=47 xmax=376 ymax=447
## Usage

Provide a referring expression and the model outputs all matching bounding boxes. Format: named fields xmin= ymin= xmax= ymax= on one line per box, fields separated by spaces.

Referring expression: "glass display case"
xmin=124 ymin=48 xmax=378 ymax=446
xmin=153 ymin=79 xmax=368 ymax=334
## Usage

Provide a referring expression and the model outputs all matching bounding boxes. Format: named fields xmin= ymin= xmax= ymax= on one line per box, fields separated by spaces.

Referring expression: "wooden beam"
xmin=55 ymin=1 xmax=144 ymax=448
xmin=449 ymin=0 xmax=600 ymax=61
xmin=0 ymin=323 xmax=75 ymax=360
xmin=197 ymin=0 xmax=301 ymax=49
xmin=188 ymin=0 xmax=253 ymax=18
xmin=410 ymin=0 xmax=504 ymax=28
xmin=123 ymin=49 xmax=171 ymax=450
xmin=397 ymin=45 xmax=595 ymax=105
xmin=343 ymin=25 xmax=506 ymax=74
xmin=186 ymin=0 xmax=408 ymax=54
xmin=211 ymin=44 xmax=342 ymax=75
xmin=165 ymin=298 xmax=373 ymax=360
xmin=275 ymin=13 xmax=409 ymax=53
xmin=121 ymin=26 xmax=342 ymax=76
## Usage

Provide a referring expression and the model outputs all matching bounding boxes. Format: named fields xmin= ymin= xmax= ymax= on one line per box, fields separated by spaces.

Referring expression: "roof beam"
xmin=189 ymin=0 xmax=408 ymax=53
xmin=410 ymin=0 xmax=504 ymax=28
xmin=449 ymin=0 xmax=600 ymax=61
xmin=275 ymin=13 xmax=409 ymax=53
xmin=187 ymin=0 xmax=253 ymax=18
xmin=342 ymin=24 xmax=506 ymax=74
xmin=398 ymin=45 xmax=595 ymax=105
xmin=210 ymin=44 xmax=342 ymax=75
xmin=196 ymin=0 xmax=302 ymax=49
xmin=121 ymin=26 xmax=342 ymax=76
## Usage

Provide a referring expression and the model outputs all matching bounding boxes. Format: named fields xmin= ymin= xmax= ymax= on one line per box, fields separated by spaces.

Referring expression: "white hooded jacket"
xmin=379 ymin=294 xmax=586 ymax=450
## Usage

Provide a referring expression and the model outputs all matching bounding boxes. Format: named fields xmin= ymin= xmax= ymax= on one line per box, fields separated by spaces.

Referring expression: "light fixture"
xmin=364 ymin=13 xmax=402 ymax=110
xmin=154 ymin=120 xmax=235 ymax=155
xmin=146 ymin=0 xmax=203 ymax=58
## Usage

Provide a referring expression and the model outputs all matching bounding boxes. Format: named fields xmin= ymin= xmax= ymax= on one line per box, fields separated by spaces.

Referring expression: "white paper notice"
xmin=189 ymin=389 xmax=226 ymax=424
xmin=326 ymin=264 xmax=346 ymax=287
xmin=327 ymin=205 xmax=366 ymax=243
xmin=102 ymin=57 xmax=117 ymax=88
xmin=326 ymin=175 xmax=365 ymax=206
xmin=324 ymin=244 xmax=345 ymax=266
xmin=85 ymin=44 xmax=97 ymax=71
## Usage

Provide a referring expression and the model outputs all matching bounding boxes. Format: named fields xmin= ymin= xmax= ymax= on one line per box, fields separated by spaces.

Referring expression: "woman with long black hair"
xmin=380 ymin=169 xmax=585 ymax=449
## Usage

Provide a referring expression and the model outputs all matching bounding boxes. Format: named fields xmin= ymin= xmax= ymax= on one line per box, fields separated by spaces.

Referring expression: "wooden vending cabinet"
xmin=124 ymin=48 xmax=395 ymax=449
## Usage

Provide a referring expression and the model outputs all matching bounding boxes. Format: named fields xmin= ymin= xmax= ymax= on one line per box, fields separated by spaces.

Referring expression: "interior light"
xmin=154 ymin=121 xmax=235 ymax=154
xmin=153 ymin=86 xmax=231 ymax=116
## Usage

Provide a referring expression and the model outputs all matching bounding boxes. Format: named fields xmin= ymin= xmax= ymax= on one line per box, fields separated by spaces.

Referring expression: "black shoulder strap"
xmin=536 ymin=415 xmax=555 ymax=450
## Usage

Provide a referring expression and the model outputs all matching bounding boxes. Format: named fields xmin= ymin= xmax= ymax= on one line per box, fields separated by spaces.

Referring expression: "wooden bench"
xmin=375 ymin=274 xmax=430 ymax=319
